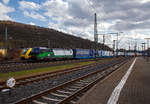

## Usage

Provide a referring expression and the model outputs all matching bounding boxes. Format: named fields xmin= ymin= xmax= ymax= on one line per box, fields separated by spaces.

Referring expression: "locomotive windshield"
xmin=30 ymin=48 xmax=40 ymax=55
xmin=22 ymin=48 xmax=29 ymax=55
xmin=30 ymin=47 xmax=52 ymax=55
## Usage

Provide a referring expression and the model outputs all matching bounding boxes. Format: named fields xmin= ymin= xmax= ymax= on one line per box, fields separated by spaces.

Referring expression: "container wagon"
xmin=73 ymin=49 xmax=94 ymax=59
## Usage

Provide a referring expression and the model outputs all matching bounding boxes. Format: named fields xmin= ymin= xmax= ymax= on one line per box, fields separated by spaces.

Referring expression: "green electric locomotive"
xmin=30 ymin=47 xmax=73 ymax=61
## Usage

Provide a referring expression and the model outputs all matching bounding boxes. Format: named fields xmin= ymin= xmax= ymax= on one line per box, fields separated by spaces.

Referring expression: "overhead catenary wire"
xmin=86 ymin=0 xmax=97 ymax=13
xmin=85 ymin=0 xmax=116 ymax=51
xmin=70 ymin=0 xmax=96 ymax=41
xmin=86 ymin=0 xmax=114 ymax=48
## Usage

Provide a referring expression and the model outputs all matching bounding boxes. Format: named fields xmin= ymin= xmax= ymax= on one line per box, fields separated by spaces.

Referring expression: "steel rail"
xmin=0 ymin=58 xmax=121 ymax=90
xmin=0 ymin=58 xmax=100 ymax=73
xmin=14 ymin=58 xmax=129 ymax=104
xmin=58 ymin=60 xmax=127 ymax=104
xmin=0 ymin=57 xmax=122 ymax=91
xmin=0 ymin=62 xmax=98 ymax=90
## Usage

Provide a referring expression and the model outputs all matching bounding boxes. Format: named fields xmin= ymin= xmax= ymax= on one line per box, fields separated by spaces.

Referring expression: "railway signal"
xmin=1 ymin=77 xmax=16 ymax=96
xmin=6 ymin=77 xmax=16 ymax=88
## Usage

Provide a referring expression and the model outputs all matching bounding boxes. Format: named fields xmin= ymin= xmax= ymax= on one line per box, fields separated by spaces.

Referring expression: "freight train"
xmin=20 ymin=47 xmax=140 ymax=61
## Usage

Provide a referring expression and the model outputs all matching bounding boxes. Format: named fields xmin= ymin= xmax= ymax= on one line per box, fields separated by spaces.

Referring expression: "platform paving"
xmin=77 ymin=57 xmax=150 ymax=104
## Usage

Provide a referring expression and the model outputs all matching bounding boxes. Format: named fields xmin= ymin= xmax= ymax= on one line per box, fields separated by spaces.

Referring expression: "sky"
xmin=0 ymin=0 xmax=150 ymax=50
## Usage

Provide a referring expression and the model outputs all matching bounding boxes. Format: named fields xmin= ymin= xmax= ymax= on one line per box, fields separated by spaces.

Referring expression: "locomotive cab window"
xmin=30 ymin=48 xmax=40 ymax=55
xmin=22 ymin=48 xmax=29 ymax=55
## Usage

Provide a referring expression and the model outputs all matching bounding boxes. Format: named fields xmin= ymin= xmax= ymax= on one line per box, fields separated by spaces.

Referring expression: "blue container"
xmin=73 ymin=49 xmax=94 ymax=59
xmin=102 ymin=50 xmax=106 ymax=57
xmin=98 ymin=50 xmax=103 ymax=58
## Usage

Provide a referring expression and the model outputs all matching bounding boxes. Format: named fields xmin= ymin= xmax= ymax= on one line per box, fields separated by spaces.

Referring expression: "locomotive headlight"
xmin=48 ymin=54 xmax=50 ymax=56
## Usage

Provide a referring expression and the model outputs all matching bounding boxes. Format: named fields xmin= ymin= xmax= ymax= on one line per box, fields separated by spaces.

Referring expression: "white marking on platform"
xmin=107 ymin=58 xmax=137 ymax=104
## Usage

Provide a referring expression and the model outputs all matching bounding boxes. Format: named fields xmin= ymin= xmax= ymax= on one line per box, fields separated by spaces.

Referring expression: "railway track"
xmin=0 ymin=62 xmax=98 ymax=91
xmin=0 ymin=59 xmax=30 ymax=65
xmin=0 ymin=58 xmax=97 ymax=65
xmin=14 ymin=57 xmax=129 ymax=104
xmin=0 ymin=58 xmax=97 ymax=73
xmin=0 ymin=57 xmax=122 ymax=91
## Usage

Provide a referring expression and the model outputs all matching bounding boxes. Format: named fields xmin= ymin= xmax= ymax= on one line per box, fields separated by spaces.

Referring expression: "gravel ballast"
xmin=0 ymin=58 xmax=127 ymax=104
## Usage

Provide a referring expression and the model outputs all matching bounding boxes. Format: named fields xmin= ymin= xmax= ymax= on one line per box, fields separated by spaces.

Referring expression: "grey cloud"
xmin=111 ymin=20 xmax=150 ymax=31
xmin=87 ymin=0 xmax=150 ymax=31
xmin=41 ymin=0 xmax=150 ymax=43
xmin=63 ymin=18 xmax=91 ymax=27
xmin=63 ymin=0 xmax=93 ymax=27
xmin=68 ymin=1 xmax=91 ymax=19
xmin=62 ymin=0 xmax=150 ymax=31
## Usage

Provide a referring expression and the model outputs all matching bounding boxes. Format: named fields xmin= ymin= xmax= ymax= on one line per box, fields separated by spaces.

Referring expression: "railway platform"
xmin=77 ymin=57 xmax=150 ymax=104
